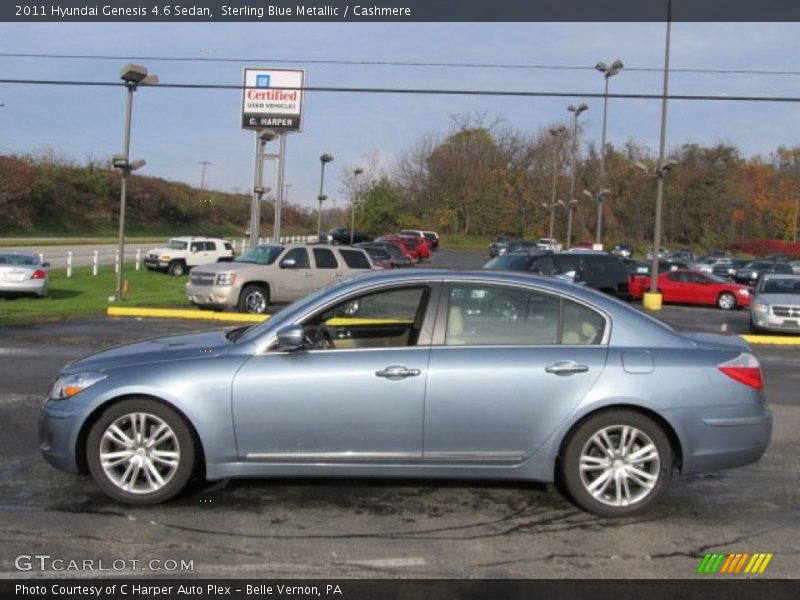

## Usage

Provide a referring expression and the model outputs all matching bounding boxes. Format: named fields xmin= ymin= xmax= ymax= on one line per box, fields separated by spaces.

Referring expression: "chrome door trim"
xmin=423 ymin=451 xmax=526 ymax=462
xmin=245 ymin=451 xmax=422 ymax=461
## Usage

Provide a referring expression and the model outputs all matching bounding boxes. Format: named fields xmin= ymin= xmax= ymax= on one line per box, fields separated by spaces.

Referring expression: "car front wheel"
xmin=560 ymin=409 xmax=672 ymax=517
xmin=238 ymin=284 xmax=269 ymax=314
xmin=168 ymin=261 xmax=186 ymax=277
xmin=86 ymin=399 xmax=196 ymax=505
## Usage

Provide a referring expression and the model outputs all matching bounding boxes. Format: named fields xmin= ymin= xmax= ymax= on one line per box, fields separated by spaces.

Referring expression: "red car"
xmin=375 ymin=236 xmax=420 ymax=263
xmin=398 ymin=234 xmax=431 ymax=260
xmin=630 ymin=269 xmax=752 ymax=310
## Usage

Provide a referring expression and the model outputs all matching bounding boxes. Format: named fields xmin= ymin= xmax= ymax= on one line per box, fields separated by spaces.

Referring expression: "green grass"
xmin=439 ymin=234 xmax=491 ymax=252
xmin=0 ymin=266 xmax=191 ymax=326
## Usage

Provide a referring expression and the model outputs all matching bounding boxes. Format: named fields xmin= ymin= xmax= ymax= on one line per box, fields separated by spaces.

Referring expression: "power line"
xmin=0 ymin=52 xmax=799 ymax=77
xmin=2 ymin=77 xmax=800 ymax=103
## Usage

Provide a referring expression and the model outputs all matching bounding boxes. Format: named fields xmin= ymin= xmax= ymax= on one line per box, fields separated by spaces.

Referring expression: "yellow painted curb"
xmin=107 ymin=306 xmax=269 ymax=323
xmin=741 ymin=334 xmax=800 ymax=345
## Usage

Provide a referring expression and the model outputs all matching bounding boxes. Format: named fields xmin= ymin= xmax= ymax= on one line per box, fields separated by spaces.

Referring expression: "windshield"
xmin=235 ymin=245 xmax=283 ymax=265
xmin=760 ymin=278 xmax=800 ymax=294
xmin=484 ymin=255 xmax=534 ymax=271
xmin=706 ymin=274 xmax=728 ymax=283
xmin=167 ymin=240 xmax=188 ymax=250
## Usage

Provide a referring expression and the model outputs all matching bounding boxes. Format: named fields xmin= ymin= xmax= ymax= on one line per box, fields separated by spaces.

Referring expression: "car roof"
xmin=761 ymin=273 xmax=800 ymax=280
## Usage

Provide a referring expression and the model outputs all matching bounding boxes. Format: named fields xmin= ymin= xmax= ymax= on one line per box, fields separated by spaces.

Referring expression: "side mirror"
xmin=276 ymin=325 xmax=305 ymax=352
xmin=279 ymin=258 xmax=297 ymax=269
xmin=41 ymin=262 xmax=51 ymax=268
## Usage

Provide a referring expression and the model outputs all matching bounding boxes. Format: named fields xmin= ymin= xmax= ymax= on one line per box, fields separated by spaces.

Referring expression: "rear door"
xmin=312 ymin=247 xmax=342 ymax=287
xmin=423 ymin=281 xmax=608 ymax=463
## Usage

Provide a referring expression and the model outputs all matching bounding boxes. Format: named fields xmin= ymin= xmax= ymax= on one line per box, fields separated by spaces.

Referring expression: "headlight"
xmin=216 ymin=272 xmax=236 ymax=285
xmin=738 ymin=289 xmax=749 ymax=295
xmin=753 ymin=302 xmax=769 ymax=314
xmin=48 ymin=373 xmax=106 ymax=400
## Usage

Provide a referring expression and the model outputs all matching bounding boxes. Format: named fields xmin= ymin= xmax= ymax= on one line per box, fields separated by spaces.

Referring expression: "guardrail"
xmin=36 ymin=236 xmax=320 ymax=277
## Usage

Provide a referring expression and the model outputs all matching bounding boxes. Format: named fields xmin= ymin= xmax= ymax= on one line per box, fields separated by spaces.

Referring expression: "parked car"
xmin=611 ymin=243 xmax=633 ymax=259
xmin=422 ymin=231 xmax=440 ymax=250
xmin=185 ymin=243 xmax=374 ymax=313
xmin=360 ymin=241 xmax=414 ymax=267
xmin=484 ymin=251 xmax=632 ymax=301
xmin=353 ymin=244 xmax=394 ymax=270
xmin=571 ymin=240 xmax=595 ymax=251
xmin=0 ymin=251 xmax=49 ymax=298
xmin=711 ymin=259 xmax=748 ymax=280
xmin=144 ymin=236 xmax=234 ymax=276
xmin=664 ymin=249 xmax=696 ymax=263
xmin=733 ymin=261 xmax=794 ymax=287
xmin=489 ymin=238 xmax=538 ymax=257
xmin=694 ymin=257 xmax=732 ymax=274
xmin=789 ymin=260 xmax=800 ymax=275
xmin=397 ymin=234 xmax=432 ymax=260
xmin=328 ymin=228 xmax=371 ymax=245
xmin=645 ymin=246 xmax=669 ymax=260
xmin=535 ymin=237 xmax=562 ymax=251
xmin=750 ymin=274 xmax=800 ymax=333
xmin=629 ymin=269 xmax=752 ymax=310
xmin=41 ymin=269 xmax=772 ymax=516
xmin=621 ymin=259 xmax=687 ymax=276
xmin=376 ymin=236 xmax=420 ymax=263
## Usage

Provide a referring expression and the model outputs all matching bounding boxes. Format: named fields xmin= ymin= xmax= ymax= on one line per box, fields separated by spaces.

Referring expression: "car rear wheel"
xmin=168 ymin=261 xmax=186 ymax=277
xmin=238 ymin=284 xmax=269 ymax=314
xmin=86 ymin=399 xmax=196 ymax=505
xmin=717 ymin=292 xmax=736 ymax=310
xmin=560 ymin=409 xmax=672 ymax=517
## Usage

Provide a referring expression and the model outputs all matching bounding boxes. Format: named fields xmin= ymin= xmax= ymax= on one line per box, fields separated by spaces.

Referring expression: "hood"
xmin=682 ymin=331 xmax=751 ymax=353
xmin=754 ymin=293 xmax=800 ymax=306
xmin=62 ymin=329 xmax=234 ymax=374
xmin=147 ymin=246 xmax=175 ymax=255
xmin=189 ymin=261 xmax=255 ymax=274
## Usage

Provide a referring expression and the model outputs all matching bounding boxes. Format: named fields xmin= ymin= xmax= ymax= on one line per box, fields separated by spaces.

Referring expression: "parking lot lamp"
xmin=114 ymin=64 xmax=157 ymax=302
xmin=351 ymin=167 xmax=364 ymax=245
xmin=594 ymin=59 xmax=623 ymax=246
xmin=567 ymin=103 xmax=588 ymax=249
xmin=317 ymin=154 xmax=334 ymax=238
xmin=549 ymin=126 xmax=567 ymax=240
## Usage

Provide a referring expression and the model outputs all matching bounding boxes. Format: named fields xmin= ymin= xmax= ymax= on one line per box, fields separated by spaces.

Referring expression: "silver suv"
xmin=186 ymin=243 xmax=374 ymax=313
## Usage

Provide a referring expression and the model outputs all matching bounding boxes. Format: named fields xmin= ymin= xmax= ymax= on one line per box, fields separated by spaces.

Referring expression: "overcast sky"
xmin=1 ymin=21 xmax=799 ymax=211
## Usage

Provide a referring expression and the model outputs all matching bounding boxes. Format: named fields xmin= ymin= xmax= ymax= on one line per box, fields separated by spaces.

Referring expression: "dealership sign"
xmin=241 ymin=68 xmax=305 ymax=131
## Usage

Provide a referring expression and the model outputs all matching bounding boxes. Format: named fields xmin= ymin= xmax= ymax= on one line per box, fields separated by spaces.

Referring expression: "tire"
xmin=86 ymin=398 xmax=196 ymax=505
xmin=238 ymin=284 xmax=269 ymax=314
xmin=168 ymin=261 xmax=186 ymax=277
xmin=717 ymin=292 xmax=736 ymax=310
xmin=560 ymin=409 xmax=673 ymax=517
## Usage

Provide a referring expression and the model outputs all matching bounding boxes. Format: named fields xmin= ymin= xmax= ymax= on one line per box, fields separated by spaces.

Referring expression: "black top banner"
xmin=3 ymin=0 xmax=800 ymax=22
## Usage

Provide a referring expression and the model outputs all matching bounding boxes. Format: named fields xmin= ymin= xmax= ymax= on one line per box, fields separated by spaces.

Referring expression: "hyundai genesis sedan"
xmin=40 ymin=270 xmax=772 ymax=517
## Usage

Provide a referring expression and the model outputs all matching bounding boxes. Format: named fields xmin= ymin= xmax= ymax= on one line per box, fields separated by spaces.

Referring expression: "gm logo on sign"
xmin=697 ymin=552 xmax=773 ymax=574
xmin=256 ymin=74 xmax=271 ymax=88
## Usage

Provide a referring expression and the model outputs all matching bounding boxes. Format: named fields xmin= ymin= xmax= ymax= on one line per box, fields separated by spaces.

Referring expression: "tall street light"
xmin=317 ymin=153 xmax=334 ymax=239
xmin=114 ymin=63 xmax=157 ymax=302
xmin=351 ymin=167 xmax=364 ymax=245
xmin=594 ymin=59 xmax=623 ymax=246
xmin=548 ymin=126 xmax=567 ymax=241
xmin=567 ymin=103 xmax=588 ymax=249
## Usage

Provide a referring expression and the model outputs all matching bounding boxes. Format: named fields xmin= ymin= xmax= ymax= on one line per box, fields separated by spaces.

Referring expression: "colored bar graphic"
xmin=697 ymin=552 xmax=773 ymax=574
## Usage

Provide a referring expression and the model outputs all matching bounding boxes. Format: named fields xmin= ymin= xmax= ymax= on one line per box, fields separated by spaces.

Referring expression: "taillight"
xmin=31 ymin=269 xmax=47 ymax=280
xmin=718 ymin=353 xmax=763 ymax=389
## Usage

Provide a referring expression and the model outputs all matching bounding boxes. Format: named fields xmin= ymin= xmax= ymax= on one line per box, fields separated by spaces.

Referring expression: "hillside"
xmin=0 ymin=154 xmax=316 ymax=237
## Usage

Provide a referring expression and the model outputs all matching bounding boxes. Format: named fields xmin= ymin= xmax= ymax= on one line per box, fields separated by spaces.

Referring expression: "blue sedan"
xmin=40 ymin=270 xmax=772 ymax=516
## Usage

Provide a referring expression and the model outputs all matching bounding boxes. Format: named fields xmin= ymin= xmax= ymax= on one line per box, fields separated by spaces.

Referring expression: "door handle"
xmin=545 ymin=361 xmax=589 ymax=375
xmin=375 ymin=366 xmax=421 ymax=379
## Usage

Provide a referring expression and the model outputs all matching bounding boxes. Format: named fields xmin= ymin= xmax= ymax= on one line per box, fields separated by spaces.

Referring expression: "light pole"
xmin=351 ymin=167 xmax=364 ymax=245
xmin=548 ymin=126 xmax=567 ymax=241
xmin=113 ymin=64 xmax=157 ymax=302
xmin=583 ymin=188 xmax=611 ymax=244
xmin=250 ymin=128 xmax=276 ymax=248
xmin=594 ymin=59 xmax=623 ymax=246
xmin=317 ymin=153 xmax=334 ymax=239
xmin=567 ymin=103 xmax=588 ymax=249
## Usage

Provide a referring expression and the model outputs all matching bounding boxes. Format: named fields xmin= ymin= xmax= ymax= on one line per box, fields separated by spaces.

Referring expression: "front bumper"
xmin=751 ymin=311 xmax=800 ymax=333
xmin=39 ymin=398 xmax=88 ymax=474
xmin=143 ymin=258 xmax=169 ymax=270
xmin=185 ymin=283 xmax=239 ymax=308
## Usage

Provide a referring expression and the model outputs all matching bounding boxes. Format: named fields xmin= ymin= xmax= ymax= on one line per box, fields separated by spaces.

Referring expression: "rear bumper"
xmin=0 ymin=279 xmax=47 ymax=296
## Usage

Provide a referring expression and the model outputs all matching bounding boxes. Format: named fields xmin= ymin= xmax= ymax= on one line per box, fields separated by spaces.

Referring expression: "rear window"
xmin=339 ymin=249 xmax=372 ymax=270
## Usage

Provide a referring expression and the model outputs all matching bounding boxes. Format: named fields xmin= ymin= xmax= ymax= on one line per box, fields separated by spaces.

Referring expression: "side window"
xmin=313 ymin=248 xmax=339 ymax=269
xmin=445 ymin=284 xmax=560 ymax=346
xmin=301 ymin=286 xmax=429 ymax=350
xmin=339 ymin=249 xmax=372 ymax=270
xmin=530 ymin=256 xmax=556 ymax=275
xmin=204 ymin=241 xmax=216 ymax=251
xmin=561 ymin=299 xmax=606 ymax=345
xmin=190 ymin=242 xmax=202 ymax=252
xmin=282 ymin=248 xmax=310 ymax=268
xmin=224 ymin=242 xmax=233 ymax=251
xmin=445 ymin=284 xmax=606 ymax=346
xmin=667 ymin=272 xmax=682 ymax=282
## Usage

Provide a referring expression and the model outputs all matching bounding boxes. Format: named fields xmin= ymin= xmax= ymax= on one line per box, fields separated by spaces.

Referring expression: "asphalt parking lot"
xmin=0 ymin=249 xmax=798 ymax=579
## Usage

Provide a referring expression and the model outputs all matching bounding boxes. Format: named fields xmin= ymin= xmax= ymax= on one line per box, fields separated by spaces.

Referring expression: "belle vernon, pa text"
xmin=16 ymin=584 xmax=344 ymax=597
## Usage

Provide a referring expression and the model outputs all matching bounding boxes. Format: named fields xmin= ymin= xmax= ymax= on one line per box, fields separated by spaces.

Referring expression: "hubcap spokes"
xmin=100 ymin=412 xmax=180 ymax=494
xmin=247 ymin=292 xmax=265 ymax=313
xmin=579 ymin=425 xmax=660 ymax=507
